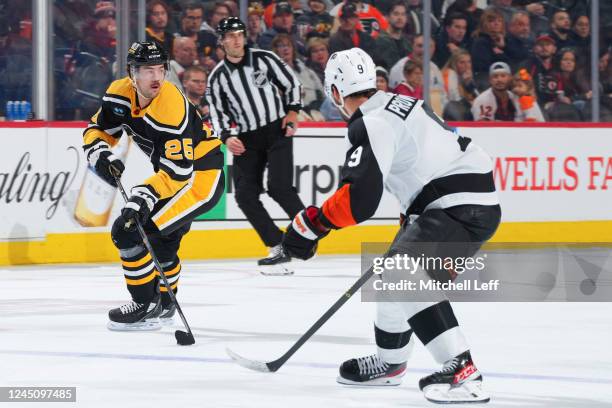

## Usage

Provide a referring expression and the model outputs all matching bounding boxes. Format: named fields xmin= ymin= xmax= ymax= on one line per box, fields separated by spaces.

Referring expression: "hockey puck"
xmin=175 ymin=330 xmax=195 ymax=346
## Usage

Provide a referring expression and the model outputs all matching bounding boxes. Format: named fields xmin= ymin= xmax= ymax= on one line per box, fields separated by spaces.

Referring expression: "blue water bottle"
xmin=6 ymin=101 xmax=15 ymax=121
xmin=24 ymin=101 xmax=32 ymax=120
xmin=18 ymin=101 xmax=27 ymax=120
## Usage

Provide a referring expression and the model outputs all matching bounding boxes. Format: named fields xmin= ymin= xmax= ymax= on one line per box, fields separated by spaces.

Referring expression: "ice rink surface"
xmin=2 ymin=256 xmax=612 ymax=408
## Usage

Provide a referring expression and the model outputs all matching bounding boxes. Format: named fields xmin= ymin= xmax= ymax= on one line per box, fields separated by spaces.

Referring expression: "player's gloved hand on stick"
xmin=283 ymin=206 xmax=330 ymax=260
xmin=120 ymin=185 xmax=159 ymax=231
xmin=87 ymin=142 xmax=125 ymax=187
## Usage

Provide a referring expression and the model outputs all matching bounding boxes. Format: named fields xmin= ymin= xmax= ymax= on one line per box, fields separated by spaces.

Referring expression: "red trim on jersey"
xmin=321 ymin=184 xmax=357 ymax=228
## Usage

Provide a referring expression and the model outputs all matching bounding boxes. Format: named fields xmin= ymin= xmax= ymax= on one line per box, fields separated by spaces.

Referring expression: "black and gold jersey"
xmin=83 ymin=77 xmax=223 ymax=199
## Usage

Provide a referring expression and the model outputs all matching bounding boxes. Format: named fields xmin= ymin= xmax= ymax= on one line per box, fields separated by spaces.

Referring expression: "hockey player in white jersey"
xmin=282 ymin=48 xmax=501 ymax=404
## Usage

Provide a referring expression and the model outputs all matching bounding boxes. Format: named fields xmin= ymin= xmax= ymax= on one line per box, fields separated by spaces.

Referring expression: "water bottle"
xmin=6 ymin=101 xmax=15 ymax=121
xmin=24 ymin=101 xmax=32 ymax=120
xmin=18 ymin=101 xmax=27 ymax=120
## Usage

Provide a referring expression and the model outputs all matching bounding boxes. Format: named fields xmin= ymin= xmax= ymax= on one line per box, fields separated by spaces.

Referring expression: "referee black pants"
xmin=232 ymin=119 xmax=305 ymax=247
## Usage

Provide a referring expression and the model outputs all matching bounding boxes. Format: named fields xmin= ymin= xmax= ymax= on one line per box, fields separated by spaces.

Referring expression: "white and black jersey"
xmin=319 ymin=91 xmax=499 ymax=229
xmin=206 ymin=47 xmax=302 ymax=140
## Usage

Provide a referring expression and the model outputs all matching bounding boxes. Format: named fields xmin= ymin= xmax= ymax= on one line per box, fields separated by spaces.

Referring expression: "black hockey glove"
xmin=87 ymin=142 xmax=125 ymax=187
xmin=283 ymin=206 xmax=330 ymax=260
xmin=120 ymin=185 xmax=159 ymax=231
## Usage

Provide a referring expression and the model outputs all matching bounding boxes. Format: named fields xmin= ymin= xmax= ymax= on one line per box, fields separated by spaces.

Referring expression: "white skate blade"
xmin=107 ymin=318 xmax=162 ymax=332
xmin=259 ymin=264 xmax=294 ymax=276
xmin=336 ymin=374 xmax=403 ymax=386
xmin=423 ymin=381 xmax=490 ymax=404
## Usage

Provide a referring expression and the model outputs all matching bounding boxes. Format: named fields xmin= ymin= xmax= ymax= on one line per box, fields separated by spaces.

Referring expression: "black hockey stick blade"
xmin=226 ymin=268 xmax=375 ymax=373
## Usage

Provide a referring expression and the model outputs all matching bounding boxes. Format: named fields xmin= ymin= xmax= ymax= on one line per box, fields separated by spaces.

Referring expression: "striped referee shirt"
xmin=206 ymin=47 xmax=302 ymax=139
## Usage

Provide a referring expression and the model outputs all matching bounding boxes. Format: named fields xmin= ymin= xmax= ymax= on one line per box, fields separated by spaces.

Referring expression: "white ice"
xmin=2 ymin=256 xmax=611 ymax=408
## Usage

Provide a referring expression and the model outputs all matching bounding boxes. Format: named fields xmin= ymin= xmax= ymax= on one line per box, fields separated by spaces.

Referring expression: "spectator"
xmin=471 ymin=61 xmax=521 ymax=121
xmin=53 ymin=0 xmax=93 ymax=48
xmin=200 ymin=2 xmax=230 ymax=35
xmin=521 ymin=1 xmax=548 ymax=35
xmin=80 ymin=1 xmax=116 ymax=62
xmin=376 ymin=66 xmax=390 ymax=92
xmin=271 ymin=33 xmax=325 ymax=116
xmin=433 ymin=12 xmax=470 ymax=68
xmin=519 ymin=33 xmax=562 ymax=107
xmin=403 ymin=0 xmax=440 ymax=39
xmin=374 ymin=0 xmax=411 ymax=71
xmin=223 ymin=0 xmax=239 ymax=17
xmin=175 ymin=2 xmax=204 ymax=45
xmin=320 ymin=96 xmax=342 ymax=120
xmin=470 ymin=8 xmax=511 ymax=75
xmin=441 ymin=48 xmax=478 ymax=104
xmin=300 ymin=0 xmax=333 ymax=39
xmin=570 ymin=15 xmax=590 ymax=61
xmin=394 ymin=59 xmax=424 ymax=99
xmin=549 ymin=10 xmax=576 ymax=50
xmin=0 ymin=16 xmax=32 ymax=118
xmin=329 ymin=3 xmax=375 ymax=56
xmin=489 ymin=0 xmax=517 ymax=25
xmin=444 ymin=0 xmax=482 ymax=39
xmin=512 ymin=68 xmax=545 ymax=122
xmin=332 ymin=0 xmax=389 ymax=40
xmin=305 ymin=37 xmax=329 ymax=84
xmin=389 ymin=35 xmax=446 ymax=103
xmin=260 ymin=2 xmax=306 ymax=56
xmin=505 ymin=10 xmax=533 ymax=70
xmin=182 ymin=65 xmax=209 ymax=119
xmin=167 ymin=36 xmax=198 ymax=90
xmin=146 ymin=0 xmax=174 ymax=57
xmin=557 ymin=48 xmax=590 ymax=107
xmin=247 ymin=3 xmax=265 ymax=48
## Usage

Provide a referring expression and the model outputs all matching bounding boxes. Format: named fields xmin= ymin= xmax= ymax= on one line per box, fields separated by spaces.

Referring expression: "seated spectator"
xmin=403 ymin=0 xmax=440 ymax=39
xmin=299 ymin=0 xmax=333 ymax=39
xmin=441 ymin=48 xmax=478 ymax=104
xmin=512 ymin=68 xmax=545 ymax=122
xmin=200 ymin=2 xmax=230 ymax=35
xmin=557 ymin=48 xmax=590 ymax=108
xmin=174 ymin=2 xmax=204 ymax=45
xmin=433 ymin=12 xmax=470 ymax=68
xmin=519 ymin=33 xmax=562 ymax=107
xmin=272 ymin=34 xmax=325 ymax=116
xmin=470 ymin=8 xmax=511 ymax=75
xmin=374 ymin=0 xmax=412 ymax=70
xmin=331 ymin=0 xmax=389 ymax=40
xmin=0 ymin=17 xmax=32 ymax=118
xmin=80 ymin=1 xmax=116 ymax=62
xmin=53 ymin=0 xmax=92 ymax=49
xmin=329 ymin=3 xmax=375 ymax=56
xmin=570 ymin=15 xmax=590 ymax=61
xmin=260 ymin=2 xmax=306 ymax=57
xmin=198 ymin=2 xmax=231 ymax=69
xmin=506 ymin=10 xmax=533 ymax=70
xmin=521 ymin=1 xmax=548 ymax=35
xmin=247 ymin=3 xmax=265 ymax=48
xmin=305 ymin=37 xmax=329 ymax=84
xmin=549 ymin=10 xmax=576 ymax=51
xmin=394 ymin=59 xmax=423 ymax=99
xmin=146 ymin=0 xmax=174 ymax=58
xmin=223 ymin=0 xmax=239 ymax=17
xmin=376 ymin=66 xmax=390 ymax=92
xmin=471 ymin=62 xmax=521 ymax=121
xmin=182 ymin=65 xmax=209 ymax=119
xmin=167 ymin=37 xmax=198 ymax=91
xmin=444 ymin=0 xmax=482 ymax=39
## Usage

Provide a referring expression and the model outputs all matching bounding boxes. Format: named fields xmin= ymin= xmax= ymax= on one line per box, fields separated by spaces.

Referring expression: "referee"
xmin=207 ymin=17 xmax=305 ymax=273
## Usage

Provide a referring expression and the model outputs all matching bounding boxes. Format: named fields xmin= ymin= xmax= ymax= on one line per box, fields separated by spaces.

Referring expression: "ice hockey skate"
xmin=419 ymin=350 xmax=490 ymax=404
xmin=258 ymin=244 xmax=294 ymax=276
xmin=159 ymin=303 xmax=176 ymax=326
xmin=107 ymin=295 xmax=162 ymax=331
xmin=336 ymin=354 xmax=407 ymax=386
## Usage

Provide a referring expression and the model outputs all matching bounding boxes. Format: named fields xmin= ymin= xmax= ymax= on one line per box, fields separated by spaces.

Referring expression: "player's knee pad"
xmin=111 ymin=215 xmax=143 ymax=250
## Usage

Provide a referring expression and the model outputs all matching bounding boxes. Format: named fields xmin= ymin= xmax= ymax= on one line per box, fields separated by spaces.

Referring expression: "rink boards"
xmin=0 ymin=122 xmax=611 ymax=265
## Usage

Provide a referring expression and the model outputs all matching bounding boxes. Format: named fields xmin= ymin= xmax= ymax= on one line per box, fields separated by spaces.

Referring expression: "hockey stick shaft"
xmin=113 ymin=172 xmax=194 ymax=337
xmin=266 ymin=267 xmax=376 ymax=371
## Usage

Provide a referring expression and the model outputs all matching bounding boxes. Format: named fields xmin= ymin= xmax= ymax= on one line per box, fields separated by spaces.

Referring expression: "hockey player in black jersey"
xmin=282 ymin=48 xmax=501 ymax=403
xmin=82 ymin=42 xmax=224 ymax=331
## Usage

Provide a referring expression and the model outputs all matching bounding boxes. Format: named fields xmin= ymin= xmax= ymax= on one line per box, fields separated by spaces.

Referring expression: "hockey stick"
xmin=112 ymin=170 xmax=195 ymax=345
xmin=226 ymin=266 xmax=376 ymax=372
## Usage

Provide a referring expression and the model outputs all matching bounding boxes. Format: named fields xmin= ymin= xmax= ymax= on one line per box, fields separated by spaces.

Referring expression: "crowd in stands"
xmin=1 ymin=0 xmax=612 ymax=122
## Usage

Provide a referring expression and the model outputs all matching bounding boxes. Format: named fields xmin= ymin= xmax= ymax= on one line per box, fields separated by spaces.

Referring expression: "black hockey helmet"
xmin=127 ymin=41 xmax=169 ymax=69
xmin=216 ymin=17 xmax=247 ymax=38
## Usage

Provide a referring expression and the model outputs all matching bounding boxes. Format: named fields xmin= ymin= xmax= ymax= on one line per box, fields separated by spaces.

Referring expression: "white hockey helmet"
xmin=324 ymin=48 xmax=376 ymax=113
